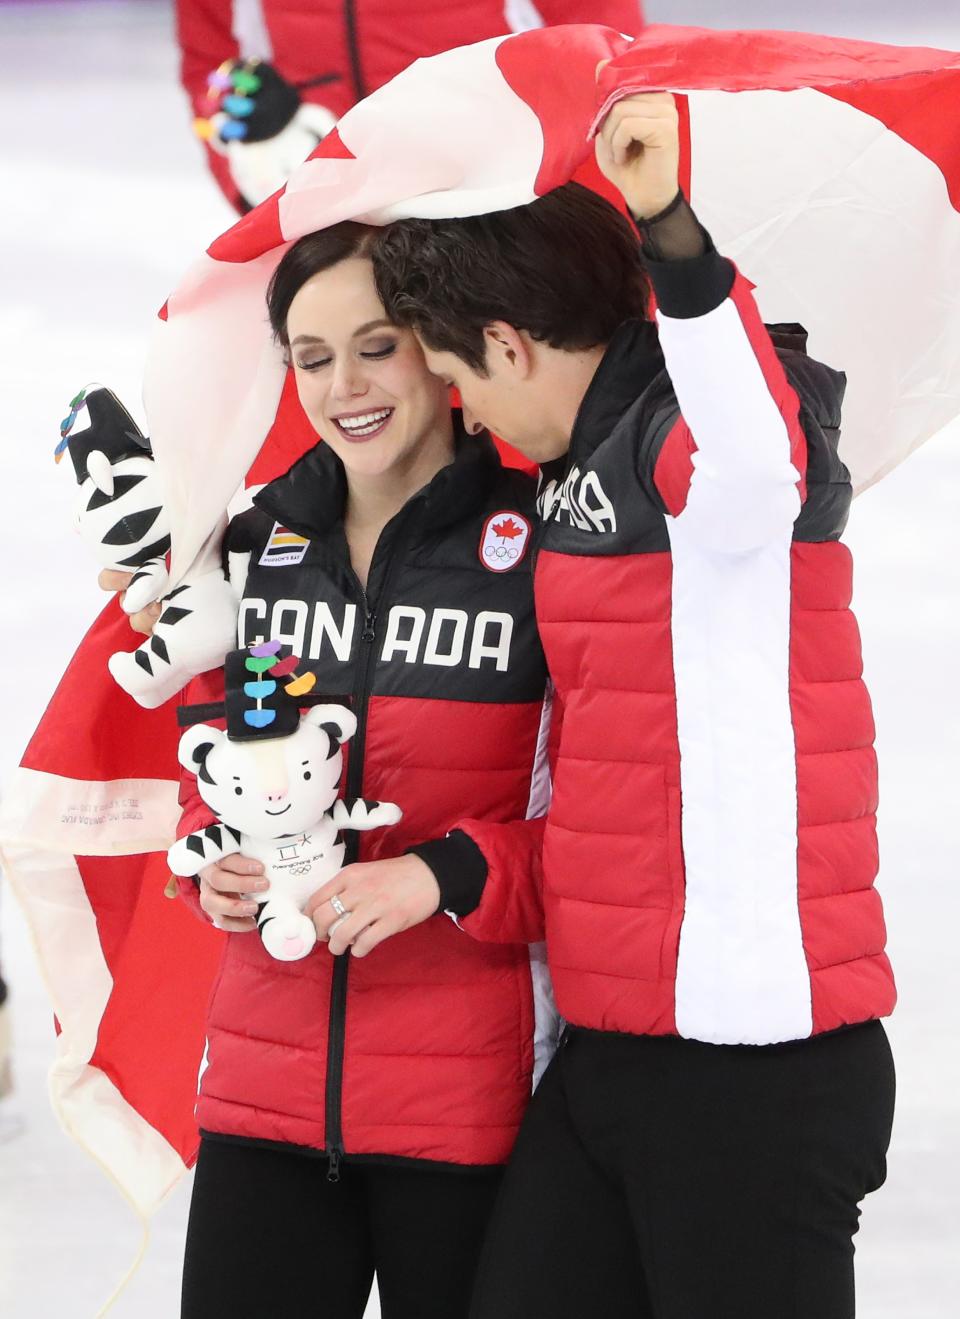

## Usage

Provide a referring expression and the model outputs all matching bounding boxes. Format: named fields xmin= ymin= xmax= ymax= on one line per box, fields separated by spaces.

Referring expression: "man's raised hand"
xmin=594 ymin=83 xmax=680 ymax=221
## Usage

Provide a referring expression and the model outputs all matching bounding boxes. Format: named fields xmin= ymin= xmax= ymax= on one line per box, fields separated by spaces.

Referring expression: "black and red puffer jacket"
xmin=177 ymin=431 xmax=555 ymax=1171
xmin=442 ymin=244 xmax=896 ymax=1050
xmin=176 ymin=0 xmax=646 ymax=211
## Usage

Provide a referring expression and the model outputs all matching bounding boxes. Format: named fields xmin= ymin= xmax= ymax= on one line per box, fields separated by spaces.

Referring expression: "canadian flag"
xmin=2 ymin=20 xmax=960 ymax=1226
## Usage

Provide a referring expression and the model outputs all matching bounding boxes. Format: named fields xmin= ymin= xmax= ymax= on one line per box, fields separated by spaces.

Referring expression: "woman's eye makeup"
xmin=360 ymin=341 xmax=398 ymax=360
xmin=294 ymin=341 xmax=397 ymax=371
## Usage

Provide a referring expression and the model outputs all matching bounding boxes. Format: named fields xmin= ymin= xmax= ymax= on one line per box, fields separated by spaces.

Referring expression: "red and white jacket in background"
xmin=448 ymin=237 xmax=897 ymax=1048
xmin=176 ymin=0 xmax=645 ymax=210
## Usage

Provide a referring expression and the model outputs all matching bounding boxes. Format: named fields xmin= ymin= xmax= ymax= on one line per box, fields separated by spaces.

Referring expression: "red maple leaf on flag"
xmin=492 ymin=517 xmax=524 ymax=540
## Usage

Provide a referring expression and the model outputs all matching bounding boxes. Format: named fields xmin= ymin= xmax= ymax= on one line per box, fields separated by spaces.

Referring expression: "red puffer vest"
xmin=456 ymin=255 xmax=896 ymax=1048
xmin=177 ymin=435 xmax=554 ymax=1169
xmin=176 ymin=0 xmax=645 ymax=211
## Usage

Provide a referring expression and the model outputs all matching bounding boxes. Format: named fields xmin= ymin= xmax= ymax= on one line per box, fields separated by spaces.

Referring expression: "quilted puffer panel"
xmin=532 ymin=531 xmax=895 ymax=1041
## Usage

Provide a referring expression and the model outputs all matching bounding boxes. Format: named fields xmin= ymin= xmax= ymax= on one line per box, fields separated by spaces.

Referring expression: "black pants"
xmin=182 ymin=1138 xmax=503 ymax=1319
xmin=471 ymin=1021 xmax=895 ymax=1319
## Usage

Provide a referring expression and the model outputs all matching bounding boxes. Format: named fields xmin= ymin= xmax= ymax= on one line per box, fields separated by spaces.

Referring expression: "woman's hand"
xmin=306 ymin=855 xmax=441 ymax=958
xmin=98 ymin=568 xmax=162 ymax=635
xmin=198 ymin=855 xmax=268 ymax=932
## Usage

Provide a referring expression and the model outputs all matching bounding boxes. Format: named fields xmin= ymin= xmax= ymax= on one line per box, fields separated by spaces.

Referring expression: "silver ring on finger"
xmin=330 ymin=894 xmax=350 ymax=919
xmin=328 ymin=914 xmax=350 ymax=940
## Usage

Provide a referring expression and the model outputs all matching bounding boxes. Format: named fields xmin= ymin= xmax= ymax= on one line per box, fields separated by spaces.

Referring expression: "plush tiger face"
xmin=75 ymin=452 xmax=171 ymax=571
xmin=177 ymin=704 xmax=357 ymax=838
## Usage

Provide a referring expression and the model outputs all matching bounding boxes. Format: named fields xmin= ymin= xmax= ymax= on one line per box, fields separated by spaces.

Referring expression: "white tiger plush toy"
xmin=56 ymin=384 xmax=171 ymax=608
xmin=57 ymin=384 xmax=241 ymax=709
xmin=168 ymin=643 xmax=402 ymax=961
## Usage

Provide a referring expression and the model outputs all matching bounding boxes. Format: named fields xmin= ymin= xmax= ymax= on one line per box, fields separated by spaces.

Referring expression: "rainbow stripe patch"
xmin=258 ymin=522 xmax=310 ymax=567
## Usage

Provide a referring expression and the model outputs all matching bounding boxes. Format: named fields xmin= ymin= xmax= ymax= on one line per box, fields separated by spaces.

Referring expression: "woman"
xmin=110 ymin=220 xmax=554 ymax=1319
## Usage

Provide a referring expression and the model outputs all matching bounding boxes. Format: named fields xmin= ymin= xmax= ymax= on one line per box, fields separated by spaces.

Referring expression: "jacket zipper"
xmin=343 ymin=0 xmax=367 ymax=101
xmin=324 ymin=510 xmax=414 ymax=1181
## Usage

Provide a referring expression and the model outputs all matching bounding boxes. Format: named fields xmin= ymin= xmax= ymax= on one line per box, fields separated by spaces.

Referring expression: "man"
xmin=308 ymin=90 xmax=896 ymax=1318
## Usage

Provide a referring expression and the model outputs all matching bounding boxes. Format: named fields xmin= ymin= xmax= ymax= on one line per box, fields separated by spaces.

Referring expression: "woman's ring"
xmin=330 ymin=894 xmax=349 ymax=919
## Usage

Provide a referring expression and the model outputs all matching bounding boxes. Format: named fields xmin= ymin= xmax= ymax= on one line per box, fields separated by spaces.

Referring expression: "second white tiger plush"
xmin=57 ymin=383 xmax=242 ymax=709
xmin=168 ymin=643 xmax=402 ymax=961
xmin=55 ymin=383 xmax=172 ymax=609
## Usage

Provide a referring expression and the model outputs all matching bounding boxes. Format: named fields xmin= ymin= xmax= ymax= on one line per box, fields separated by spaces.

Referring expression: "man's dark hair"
xmin=266 ymin=221 xmax=378 ymax=346
xmin=372 ymin=182 xmax=650 ymax=372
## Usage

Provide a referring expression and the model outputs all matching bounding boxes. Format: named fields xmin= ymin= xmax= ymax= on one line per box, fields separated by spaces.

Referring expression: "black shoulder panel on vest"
xmin=781 ymin=351 xmax=852 ymax=544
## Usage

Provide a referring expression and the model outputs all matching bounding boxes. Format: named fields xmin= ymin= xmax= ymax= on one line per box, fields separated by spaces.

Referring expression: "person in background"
xmin=177 ymin=0 xmax=646 ymax=210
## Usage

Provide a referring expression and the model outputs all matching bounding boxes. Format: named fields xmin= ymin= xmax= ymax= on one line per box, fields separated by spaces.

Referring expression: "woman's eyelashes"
xmin=360 ymin=341 xmax=398 ymax=361
xmin=296 ymin=342 xmax=398 ymax=373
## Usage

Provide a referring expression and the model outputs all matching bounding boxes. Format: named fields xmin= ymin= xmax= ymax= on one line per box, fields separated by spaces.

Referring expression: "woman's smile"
xmin=331 ymin=406 xmax=396 ymax=442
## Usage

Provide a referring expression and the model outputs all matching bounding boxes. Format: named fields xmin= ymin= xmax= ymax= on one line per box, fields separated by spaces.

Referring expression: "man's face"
xmin=418 ymin=339 xmax=570 ymax=465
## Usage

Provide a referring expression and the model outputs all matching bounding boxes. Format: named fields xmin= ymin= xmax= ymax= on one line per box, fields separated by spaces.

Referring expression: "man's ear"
xmin=482 ymin=322 xmax=533 ymax=378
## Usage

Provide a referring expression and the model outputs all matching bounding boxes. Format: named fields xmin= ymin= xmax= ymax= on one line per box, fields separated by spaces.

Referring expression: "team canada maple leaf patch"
xmin=479 ymin=510 xmax=531 ymax=572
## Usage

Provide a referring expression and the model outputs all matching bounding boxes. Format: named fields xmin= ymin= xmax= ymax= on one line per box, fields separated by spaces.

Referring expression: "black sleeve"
xmin=406 ymin=831 xmax=489 ymax=918
xmin=633 ymin=193 xmax=735 ymax=320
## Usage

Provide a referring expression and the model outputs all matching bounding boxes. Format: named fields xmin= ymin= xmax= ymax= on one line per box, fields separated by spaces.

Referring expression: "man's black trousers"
xmin=181 ymin=1138 xmax=502 ymax=1318
xmin=470 ymin=1020 xmax=895 ymax=1319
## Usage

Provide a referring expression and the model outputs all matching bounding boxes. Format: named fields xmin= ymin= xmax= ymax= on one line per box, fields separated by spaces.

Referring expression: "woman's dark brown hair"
xmin=372 ymin=182 xmax=650 ymax=372
xmin=266 ymin=221 xmax=379 ymax=347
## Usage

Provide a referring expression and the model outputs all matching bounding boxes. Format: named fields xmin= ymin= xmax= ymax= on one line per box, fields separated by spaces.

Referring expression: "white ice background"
xmin=0 ymin=1 xmax=957 ymax=1315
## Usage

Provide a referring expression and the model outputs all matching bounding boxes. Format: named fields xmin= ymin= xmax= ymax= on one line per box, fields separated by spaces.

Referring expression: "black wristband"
xmin=633 ymin=188 xmax=685 ymax=229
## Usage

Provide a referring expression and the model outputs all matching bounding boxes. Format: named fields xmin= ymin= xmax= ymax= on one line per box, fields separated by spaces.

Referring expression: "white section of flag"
xmin=0 ymin=824 xmax=188 ymax=1220
xmin=687 ymin=86 xmax=960 ymax=495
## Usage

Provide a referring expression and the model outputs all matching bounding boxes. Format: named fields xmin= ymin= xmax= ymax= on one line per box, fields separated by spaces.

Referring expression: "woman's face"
xmin=286 ymin=256 xmax=451 ymax=480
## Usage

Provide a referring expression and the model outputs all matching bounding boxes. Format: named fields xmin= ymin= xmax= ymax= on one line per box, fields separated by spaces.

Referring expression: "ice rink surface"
xmin=0 ymin=1 xmax=957 ymax=1314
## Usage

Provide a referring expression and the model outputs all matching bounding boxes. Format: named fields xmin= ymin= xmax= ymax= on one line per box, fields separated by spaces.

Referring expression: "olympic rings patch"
xmin=478 ymin=510 xmax=531 ymax=572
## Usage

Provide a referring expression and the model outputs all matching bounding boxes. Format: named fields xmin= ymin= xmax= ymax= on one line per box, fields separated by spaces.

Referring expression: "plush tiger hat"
xmin=178 ymin=640 xmax=342 ymax=742
xmin=55 ymin=384 xmax=152 ymax=487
